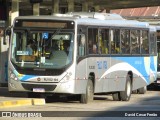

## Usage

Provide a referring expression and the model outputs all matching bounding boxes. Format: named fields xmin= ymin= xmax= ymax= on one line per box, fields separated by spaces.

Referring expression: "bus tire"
xmin=138 ymin=86 xmax=147 ymax=94
xmin=80 ymin=80 xmax=94 ymax=104
xmin=120 ymin=75 xmax=132 ymax=101
xmin=112 ymin=92 xmax=121 ymax=101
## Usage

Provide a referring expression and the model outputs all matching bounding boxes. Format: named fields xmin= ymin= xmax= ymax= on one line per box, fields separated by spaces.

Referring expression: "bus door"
xmin=108 ymin=29 xmax=121 ymax=92
xmin=98 ymin=28 xmax=110 ymax=92
xmin=75 ymin=34 xmax=88 ymax=93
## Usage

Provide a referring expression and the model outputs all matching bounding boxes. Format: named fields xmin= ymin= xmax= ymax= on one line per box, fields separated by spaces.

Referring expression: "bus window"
xmin=131 ymin=30 xmax=140 ymax=54
xmin=141 ymin=30 xmax=149 ymax=54
xmin=88 ymin=28 xmax=98 ymax=54
xmin=100 ymin=29 xmax=109 ymax=54
xmin=121 ymin=29 xmax=130 ymax=54
xmin=78 ymin=34 xmax=86 ymax=56
xmin=110 ymin=29 xmax=120 ymax=54
xmin=150 ymin=32 xmax=156 ymax=55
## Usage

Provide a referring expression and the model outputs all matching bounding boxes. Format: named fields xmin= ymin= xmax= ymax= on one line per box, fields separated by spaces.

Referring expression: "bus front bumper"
xmin=8 ymin=79 xmax=75 ymax=94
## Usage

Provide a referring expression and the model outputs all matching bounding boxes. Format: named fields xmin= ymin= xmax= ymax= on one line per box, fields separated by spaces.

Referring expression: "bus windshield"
xmin=11 ymin=29 xmax=74 ymax=69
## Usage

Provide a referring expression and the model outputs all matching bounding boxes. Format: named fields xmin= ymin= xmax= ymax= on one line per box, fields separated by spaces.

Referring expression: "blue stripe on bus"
xmin=20 ymin=75 xmax=37 ymax=81
xmin=114 ymin=56 xmax=156 ymax=83
xmin=13 ymin=70 xmax=37 ymax=81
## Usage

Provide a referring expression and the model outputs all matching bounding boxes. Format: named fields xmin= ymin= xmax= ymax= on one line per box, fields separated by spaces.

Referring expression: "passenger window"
xmin=88 ymin=28 xmax=98 ymax=54
xmin=121 ymin=29 xmax=130 ymax=54
xmin=110 ymin=29 xmax=120 ymax=54
xmin=131 ymin=30 xmax=140 ymax=54
xmin=141 ymin=30 xmax=149 ymax=54
xmin=100 ymin=29 xmax=109 ymax=54
xmin=78 ymin=34 xmax=86 ymax=56
xmin=150 ymin=32 xmax=156 ymax=55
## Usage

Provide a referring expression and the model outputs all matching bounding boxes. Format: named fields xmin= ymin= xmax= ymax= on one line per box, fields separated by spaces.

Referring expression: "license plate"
xmin=33 ymin=88 xmax=45 ymax=92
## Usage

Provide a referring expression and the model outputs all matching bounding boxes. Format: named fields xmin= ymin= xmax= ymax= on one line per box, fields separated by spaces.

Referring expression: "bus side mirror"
xmin=4 ymin=27 xmax=11 ymax=45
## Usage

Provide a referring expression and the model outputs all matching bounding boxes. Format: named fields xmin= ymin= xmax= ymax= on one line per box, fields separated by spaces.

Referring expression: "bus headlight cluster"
xmin=65 ymin=75 xmax=70 ymax=81
xmin=10 ymin=73 xmax=15 ymax=79
xmin=9 ymin=70 xmax=18 ymax=81
xmin=64 ymin=72 xmax=72 ymax=82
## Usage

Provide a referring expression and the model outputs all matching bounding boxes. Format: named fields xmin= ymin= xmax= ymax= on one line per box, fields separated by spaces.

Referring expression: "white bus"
xmin=5 ymin=12 xmax=157 ymax=103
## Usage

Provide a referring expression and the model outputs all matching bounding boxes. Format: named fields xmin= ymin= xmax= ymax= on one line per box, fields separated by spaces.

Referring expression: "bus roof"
xmin=14 ymin=12 xmax=149 ymax=28
xmin=149 ymin=25 xmax=157 ymax=32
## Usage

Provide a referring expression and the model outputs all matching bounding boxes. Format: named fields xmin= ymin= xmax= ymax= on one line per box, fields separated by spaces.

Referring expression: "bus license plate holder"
xmin=33 ymin=88 xmax=45 ymax=92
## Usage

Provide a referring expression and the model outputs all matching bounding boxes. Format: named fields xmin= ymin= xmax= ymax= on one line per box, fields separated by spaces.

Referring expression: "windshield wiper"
xmin=49 ymin=28 xmax=62 ymax=41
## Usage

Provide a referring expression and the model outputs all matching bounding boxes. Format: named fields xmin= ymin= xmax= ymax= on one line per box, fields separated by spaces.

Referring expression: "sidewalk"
xmin=0 ymin=87 xmax=45 ymax=108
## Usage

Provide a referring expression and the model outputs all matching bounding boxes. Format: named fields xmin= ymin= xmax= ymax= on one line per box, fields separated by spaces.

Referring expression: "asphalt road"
xmin=0 ymin=85 xmax=160 ymax=120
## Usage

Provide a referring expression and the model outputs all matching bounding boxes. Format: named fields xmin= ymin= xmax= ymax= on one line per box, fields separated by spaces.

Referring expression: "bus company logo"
xmin=37 ymin=78 xmax=41 ymax=81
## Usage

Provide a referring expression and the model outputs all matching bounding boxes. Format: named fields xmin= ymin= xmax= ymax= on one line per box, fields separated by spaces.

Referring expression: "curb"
xmin=32 ymin=99 xmax=46 ymax=105
xmin=0 ymin=98 xmax=45 ymax=108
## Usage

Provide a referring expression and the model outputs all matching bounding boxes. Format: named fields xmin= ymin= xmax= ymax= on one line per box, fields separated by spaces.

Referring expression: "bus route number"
xmin=89 ymin=66 xmax=95 ymax=69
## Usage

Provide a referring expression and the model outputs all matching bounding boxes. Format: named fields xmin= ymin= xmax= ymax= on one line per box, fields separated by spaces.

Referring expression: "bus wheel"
xmin=120 ymin=75 xmax=132 ymax=101
xmin=80 ymin=80 xmax=94 ymax=104
xmin=112 ymin=92 xmax=121 ymax=101
xmin=138 ymin=86 xmax=147 ymax=94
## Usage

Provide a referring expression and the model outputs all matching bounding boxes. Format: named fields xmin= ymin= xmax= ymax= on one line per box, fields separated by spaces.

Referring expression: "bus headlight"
xmin=10 ymin=72 xmax=18 ymax=81
xmin=65 ymin=75 xmax=70 ymax=81
xmin=63 ymin=72 xmax=73 ymax=82
xmin=10 ymin=73 xmax=15 ymax=79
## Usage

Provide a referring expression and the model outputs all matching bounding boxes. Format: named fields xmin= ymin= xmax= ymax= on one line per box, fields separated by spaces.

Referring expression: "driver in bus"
xmin=26 ymin=42 xmax=33 ymax=55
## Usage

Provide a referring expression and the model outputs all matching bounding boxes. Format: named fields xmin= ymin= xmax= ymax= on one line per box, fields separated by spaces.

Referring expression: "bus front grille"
xmin=17 ymin=69 xmax=64 ymax=76
xmin=21 ymin=83 xmax=57 ymax=91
